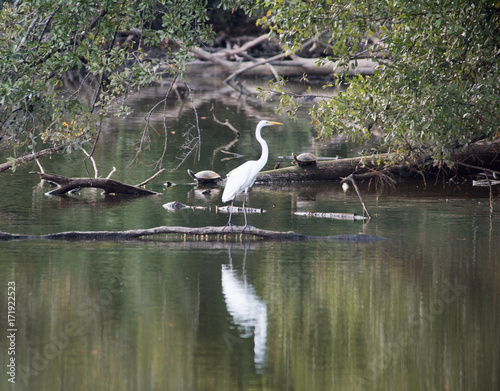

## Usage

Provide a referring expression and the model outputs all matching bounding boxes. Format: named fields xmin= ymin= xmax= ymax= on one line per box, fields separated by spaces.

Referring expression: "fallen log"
xmin=189 ymin=48 xmax=378 ymax=77
xmin=255 ymin=140 xmax=500 ymax=184
xmin=31 ymin=172 xmax=159 ymax=195
xmin=256 ymin=154 xmax=390 ymax=183
xmin=0 ymin=226 xmax=386 ymax=242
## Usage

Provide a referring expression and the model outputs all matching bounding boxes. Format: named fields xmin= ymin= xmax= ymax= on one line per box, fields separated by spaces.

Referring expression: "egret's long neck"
xmin=256 ymin=125 xmax=268 ymax=166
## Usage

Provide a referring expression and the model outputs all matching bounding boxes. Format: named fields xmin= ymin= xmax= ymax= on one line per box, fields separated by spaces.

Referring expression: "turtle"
xmin=292 ymin=152 xmax=317 ymax=167
xmin=187 ymin=169 xmax=221 ymax=184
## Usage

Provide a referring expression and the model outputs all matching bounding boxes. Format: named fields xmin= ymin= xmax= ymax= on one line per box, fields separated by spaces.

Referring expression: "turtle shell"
xmin=293 ymin=153 xmax=317 ymax=166
xmin=187 ymin=169 xmax=221 ymax=183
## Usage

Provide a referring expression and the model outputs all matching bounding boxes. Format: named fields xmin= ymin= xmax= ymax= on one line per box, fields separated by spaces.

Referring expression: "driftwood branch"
xmin=215 ymin=34 xmax=273 ymax=58
xmin=189 ymin=48 xmax=378 ymax=78
xmin=31 ymin=172 xmax=159 ymax=195
xmin=0 ymin=226 xmax=386 ymax=242
xmin=223 ymin=52 xmax=288 ymax=84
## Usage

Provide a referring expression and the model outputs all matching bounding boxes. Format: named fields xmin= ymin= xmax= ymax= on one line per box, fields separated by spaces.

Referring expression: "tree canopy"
xmin=0 ymin=0 xmax=214 ymax=169
xmin=238 ymin=0 xmax=500 ymax=165
xmin=1 ymin=0 xmax=499 ymax=171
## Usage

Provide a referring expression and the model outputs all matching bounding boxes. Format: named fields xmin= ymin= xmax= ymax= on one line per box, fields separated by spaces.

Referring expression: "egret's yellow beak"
xmin=267 ymin=121 xmax=283 ymax=125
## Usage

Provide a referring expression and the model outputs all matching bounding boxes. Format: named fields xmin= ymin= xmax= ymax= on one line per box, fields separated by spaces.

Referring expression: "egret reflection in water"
xmin=221 ymin=262 xmax=268 ymax=372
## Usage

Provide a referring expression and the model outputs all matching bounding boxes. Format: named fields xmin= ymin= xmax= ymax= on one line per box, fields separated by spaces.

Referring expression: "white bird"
xmin=222 ymin=120 xmax=283 ymax=228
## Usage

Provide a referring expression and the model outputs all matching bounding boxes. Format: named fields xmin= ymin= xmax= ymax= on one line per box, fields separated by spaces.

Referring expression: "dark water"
xmin=0 ymin=80 xmax=499 ymax=390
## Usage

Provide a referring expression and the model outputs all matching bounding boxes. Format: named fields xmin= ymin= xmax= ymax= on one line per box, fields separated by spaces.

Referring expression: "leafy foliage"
xmin=2 ymin=0 xmax=499 ymax=169
xmin=230 ymin=0 xmax=500 ymax=164
xmin=0 ymin=0 xmax=214 ymax=159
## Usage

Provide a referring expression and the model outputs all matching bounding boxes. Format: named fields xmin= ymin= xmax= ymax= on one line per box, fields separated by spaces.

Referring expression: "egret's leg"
xmin=224 ymin=200 xmax=235 ymax=231
xmin=243 ymin=194 xmax=248 ymax=227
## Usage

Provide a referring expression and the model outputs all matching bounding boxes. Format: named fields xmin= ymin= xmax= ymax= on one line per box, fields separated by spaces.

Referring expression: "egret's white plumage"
xmin=222 ymin=120 xmax=283 ymax=227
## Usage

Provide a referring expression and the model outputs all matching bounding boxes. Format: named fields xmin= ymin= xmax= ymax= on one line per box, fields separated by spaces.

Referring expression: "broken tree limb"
xmin=0 ymin=145 xmax=65 ymax=173
xmin=31 ymin=172 xmax=159 ymax=195
xmin=0 ymin=226 xmax=386 ymax=242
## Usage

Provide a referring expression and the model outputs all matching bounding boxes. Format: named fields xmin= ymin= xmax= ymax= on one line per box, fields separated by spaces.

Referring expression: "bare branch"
xmin=223 ymin=52 xmax=288 ymax=84
xmin=135 ymin=168 xmax=166 ymax=187
xmin=211 ymin=105 xmax=240 ymax=135
xmin=106 ymin=166 xmax=117 ymax=179
xmin=214 ymin=34 xmax=272 ymax=57
xmin=341 ymin=174 xmax=372 ymax=220
xmin=81 ymin=148 xmax=98 ymax=178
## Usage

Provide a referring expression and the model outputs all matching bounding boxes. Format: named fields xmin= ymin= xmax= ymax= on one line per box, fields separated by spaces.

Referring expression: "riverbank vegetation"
xmin=1 ymin=0 xmax=499 ymax=179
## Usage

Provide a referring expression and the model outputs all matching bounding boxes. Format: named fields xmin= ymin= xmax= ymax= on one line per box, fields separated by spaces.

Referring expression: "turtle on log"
xmin=292 ymin=152 xmax=317 ymax=167
xmin=187 ymin=169 xmax=221 ymax=184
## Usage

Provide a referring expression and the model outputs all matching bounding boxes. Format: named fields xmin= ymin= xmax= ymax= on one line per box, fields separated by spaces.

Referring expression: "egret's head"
xmin=259 ymin=120 xmax=283 ymax=127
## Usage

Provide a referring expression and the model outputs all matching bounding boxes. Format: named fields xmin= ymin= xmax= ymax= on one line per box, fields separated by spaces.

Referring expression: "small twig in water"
xmin=184 ymin=81 xmax=202 ymax=161
xmin=342 ymin=174 xmax=372 ymax=220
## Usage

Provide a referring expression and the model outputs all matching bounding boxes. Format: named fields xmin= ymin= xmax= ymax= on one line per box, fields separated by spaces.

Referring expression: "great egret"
xmin=222 ymin=120 xmax=283 ymax=228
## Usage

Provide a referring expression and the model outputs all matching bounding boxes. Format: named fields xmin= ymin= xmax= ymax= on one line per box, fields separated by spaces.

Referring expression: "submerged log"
xmin=0 ymin=226 xmax=386 ymax=242
xmin=163 ymin=201 xmax=207 ymax=211
xmin=294 ymin=212 xmax=368 ymax=221
xmin=32 ymin=172 xmax=159 ymax=195
xmin=217 ymin=205 xmax=267 ymax=214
